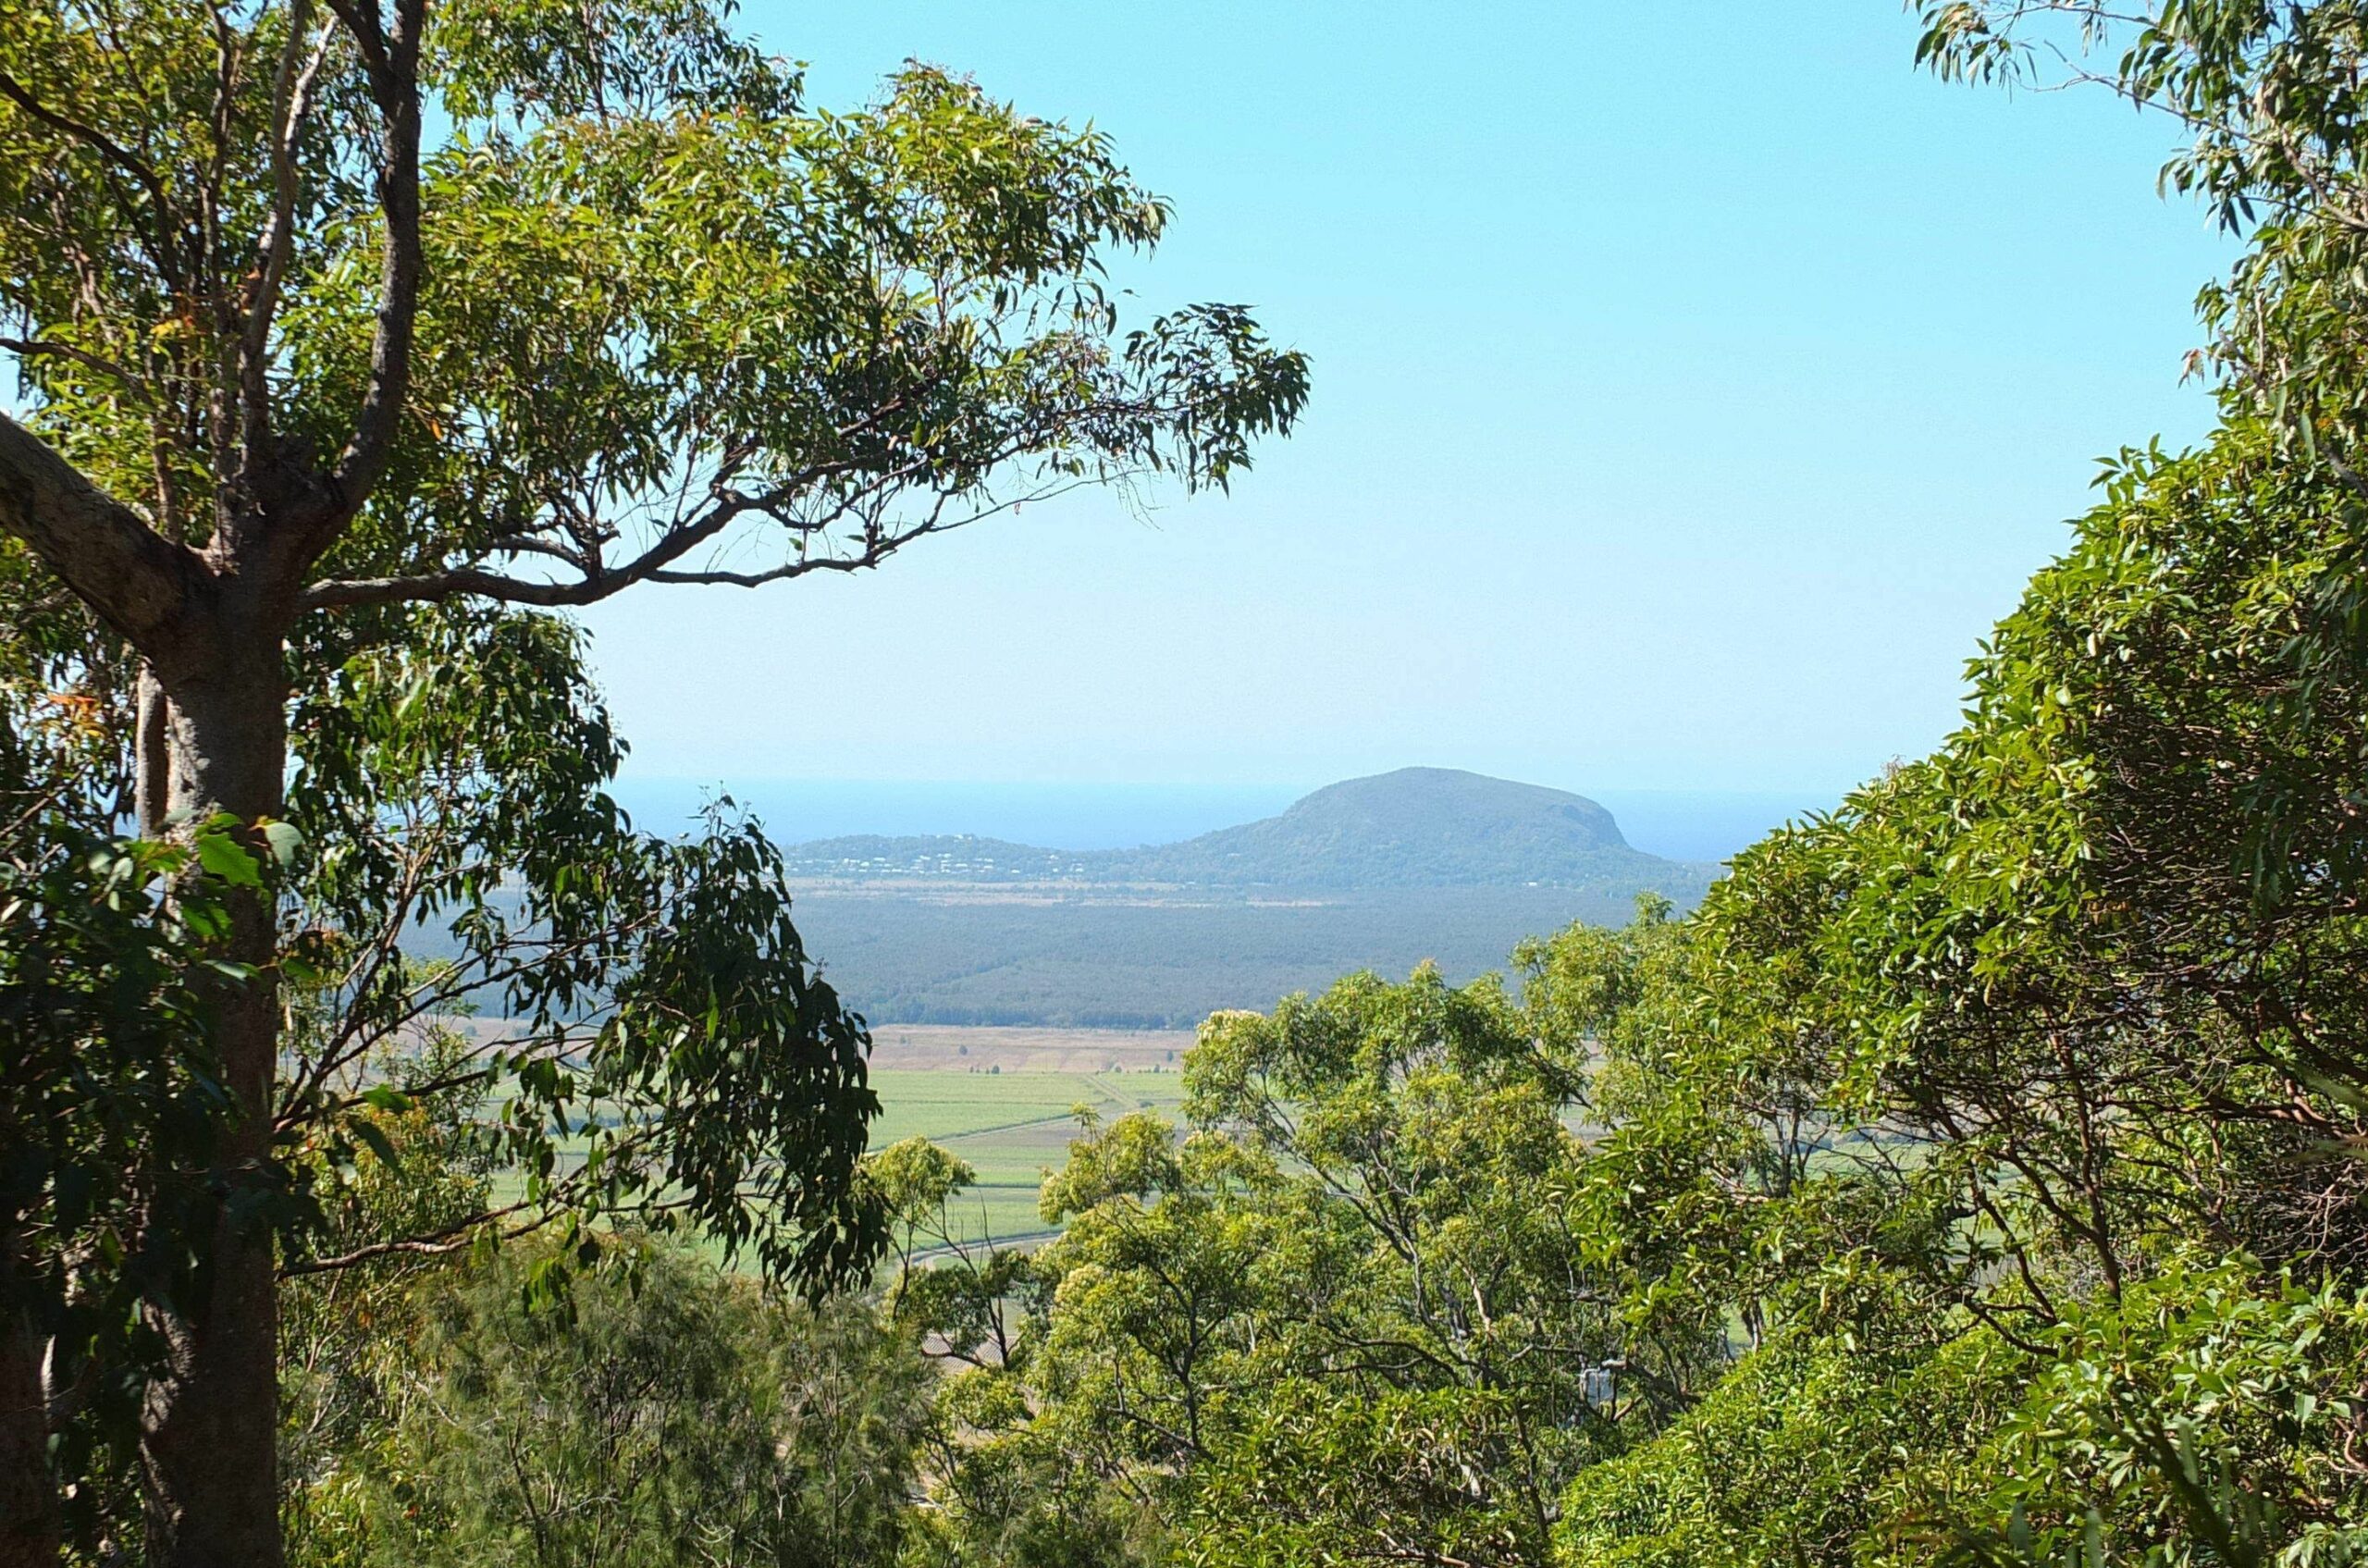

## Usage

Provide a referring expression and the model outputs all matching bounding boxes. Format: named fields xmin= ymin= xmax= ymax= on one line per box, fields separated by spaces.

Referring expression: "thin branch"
xmin=238 ymin=0 xmax=325 ymax=457
xmin=298 ymin=0 xmax=422 ymax=563
xmin=0 ymin=337 xmax=151 ymax=402
xmin=279 ymin=1197 xmax=548 ymax=1276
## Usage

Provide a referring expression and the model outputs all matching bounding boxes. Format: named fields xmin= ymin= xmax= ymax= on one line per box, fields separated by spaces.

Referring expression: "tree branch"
xmin=296 ymin=454 xmax=1101 ymax=612
xmin=0 ymin=411 xmax=207 ymax=652
xmin=295 ymin=0 xmax=422 ymax=563
xmin=0 ymin=337 xmax=151 ymax=403
xmin=237 ymin=0 xmax=327 ymax=463
xmin=299 ymin=484 xmax=759 ymax=610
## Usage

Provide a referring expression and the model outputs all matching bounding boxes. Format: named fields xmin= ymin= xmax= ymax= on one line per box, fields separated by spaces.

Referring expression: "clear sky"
xmin=581 ymin=1 xmax=2231 ymax=818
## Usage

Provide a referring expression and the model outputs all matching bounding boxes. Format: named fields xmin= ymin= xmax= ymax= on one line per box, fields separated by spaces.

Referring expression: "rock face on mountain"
xmin=1111 ymin=768 xmax=1651 ymax=887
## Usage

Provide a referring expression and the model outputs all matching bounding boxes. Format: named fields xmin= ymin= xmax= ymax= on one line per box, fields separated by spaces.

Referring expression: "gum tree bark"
xmin=1 ymin=413 xmax=309 ymax=1567
xmin=133 ymin=643 xmax=291 ymax=1568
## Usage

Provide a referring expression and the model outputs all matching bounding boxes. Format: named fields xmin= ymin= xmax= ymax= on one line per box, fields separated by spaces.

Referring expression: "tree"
xmin=325 ymin=1236 xmax=931 ymax=1568
xmin=911 ymin=957 xmax=1666 ymax=1568
xmin=0 ymin=0 xmax=1306 ymax=1559
xmin=0 ymin=689 xmax=249 ymax=1566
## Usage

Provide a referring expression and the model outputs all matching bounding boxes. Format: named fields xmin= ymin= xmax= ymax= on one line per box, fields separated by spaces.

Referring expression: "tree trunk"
xmin=0 ymin=1233 xmax=61 ymax=1568
xmin=137 ymin=645 xmax=289 ymax=1568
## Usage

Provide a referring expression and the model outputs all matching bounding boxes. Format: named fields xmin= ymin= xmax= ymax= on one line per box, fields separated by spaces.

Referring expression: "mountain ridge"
xmin=783 ymin=767 xmax=1713 ymax=895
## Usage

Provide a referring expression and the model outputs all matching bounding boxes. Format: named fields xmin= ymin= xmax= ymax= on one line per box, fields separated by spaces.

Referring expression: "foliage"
xmin=280 ymin=601 xmax=886 ymax=1291
xmin=1557 ymin=1306 xmax=2021 ymax=1568
xmin=894 ymin=948 xmax=1655 ymax=1567
xmin=294 ymin=1236 xmax=930 ymax=1568
xmin=0 ymin=0 xmax=1308 ymax=617
xmin=1897 ymin=1260 xmax=2368 ymax=1568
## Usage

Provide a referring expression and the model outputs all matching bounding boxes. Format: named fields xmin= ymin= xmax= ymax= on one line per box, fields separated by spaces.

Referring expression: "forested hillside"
xmin=787 ymin=885 xmax=1645 ymax=1027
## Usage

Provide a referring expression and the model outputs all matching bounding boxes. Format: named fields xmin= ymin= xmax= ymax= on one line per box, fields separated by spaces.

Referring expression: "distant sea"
xmin=609 ymin=778 xmax=1841 ymax=866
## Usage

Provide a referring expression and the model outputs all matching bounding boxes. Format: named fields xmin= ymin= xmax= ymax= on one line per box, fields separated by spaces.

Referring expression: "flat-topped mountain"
xmin=784 ymin=768 xmax=1708 ymax=894
xmin=1115 ymin=768 xmax=1650 ymax=887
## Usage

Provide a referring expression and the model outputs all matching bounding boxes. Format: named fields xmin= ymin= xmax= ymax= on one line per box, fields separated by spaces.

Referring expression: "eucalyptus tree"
xmin=0 ymin=0 xmax=1306 ymax=1561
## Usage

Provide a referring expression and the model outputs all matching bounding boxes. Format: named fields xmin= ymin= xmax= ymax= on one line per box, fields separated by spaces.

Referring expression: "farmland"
xmin=487 ymin=1025 xmax=1197 ymax=1247
xmin=867 ymin=1026 xmax=1194 ymax=1247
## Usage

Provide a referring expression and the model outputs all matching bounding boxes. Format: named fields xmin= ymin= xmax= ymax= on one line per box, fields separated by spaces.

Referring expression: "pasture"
xmin=868 ymin=1028 xmax=1193 ymax=1247
xmin=478 ymin=1025 xmax=1197 ymax=1250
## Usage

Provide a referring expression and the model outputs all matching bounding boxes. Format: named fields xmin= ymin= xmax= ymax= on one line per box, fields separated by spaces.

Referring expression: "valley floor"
xmin=868 ymin=1026 xmax=1192 ymax=1248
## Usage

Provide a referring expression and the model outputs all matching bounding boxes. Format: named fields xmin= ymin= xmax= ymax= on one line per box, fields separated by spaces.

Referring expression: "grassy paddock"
xmin=477 ymin=1027 xmax=1198 ymax=1253
xmin=870 ymin=1066 xmax=1187 ymax=1249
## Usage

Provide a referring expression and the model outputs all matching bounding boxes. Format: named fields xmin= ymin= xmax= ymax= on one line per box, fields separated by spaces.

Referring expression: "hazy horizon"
xmin=610 ymin=772 xmax=1835 ymax=864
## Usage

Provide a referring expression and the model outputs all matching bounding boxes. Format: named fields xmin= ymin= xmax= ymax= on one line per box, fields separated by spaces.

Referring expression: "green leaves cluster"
xmin=286 ymin=1235 xmax=931 ymax=1568
xmin=276 ymin=600 xmax=885 ymax=1292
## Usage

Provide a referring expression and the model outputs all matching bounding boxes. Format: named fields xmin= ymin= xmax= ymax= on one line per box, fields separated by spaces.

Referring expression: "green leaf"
xmin=194 ymin=832 xmax=264 ymax=888
xmin=258 ymin=818 xmax=304 ymax=868
xmin=352 ymin=1117 xmax=401 ymax=1169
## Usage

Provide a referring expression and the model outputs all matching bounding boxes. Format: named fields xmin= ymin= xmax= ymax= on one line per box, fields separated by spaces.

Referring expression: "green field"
xmin=479 ymin=1029 xmax=1195 ymax=1253
xmin=869 ymin=1068 xmax=1187 ymax=1248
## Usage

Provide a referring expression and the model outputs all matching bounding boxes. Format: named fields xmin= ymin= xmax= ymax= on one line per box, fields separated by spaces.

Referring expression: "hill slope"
xmin=784 ymin=768 xmax=1708 ymax=894
xmin=1110 ymin=767 xmax=1653 ymax=887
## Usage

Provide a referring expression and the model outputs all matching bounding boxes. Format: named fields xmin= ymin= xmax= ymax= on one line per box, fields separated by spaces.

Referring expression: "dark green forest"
xmin=12 ymin=2 xmax=2368 ymax=1566
xmin=783 ymin=886 xmax=1670 ymax=1028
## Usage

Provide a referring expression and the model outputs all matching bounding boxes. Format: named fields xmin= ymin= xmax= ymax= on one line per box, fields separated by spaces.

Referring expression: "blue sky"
xmin=582 ymin=1 xmax=2230 ymax=832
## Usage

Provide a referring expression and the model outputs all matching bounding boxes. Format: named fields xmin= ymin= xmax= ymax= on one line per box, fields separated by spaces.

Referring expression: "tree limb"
xmin=0 ymin=411 xmax=207 ymax=652
xmin=294 ymin=0 xmax=423 ymax=564
xmin=237 ymin=0 xmax=327 ymax=464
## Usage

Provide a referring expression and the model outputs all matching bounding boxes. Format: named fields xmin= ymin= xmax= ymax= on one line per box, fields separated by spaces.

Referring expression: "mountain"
xmin=1109 ymin=768 xmax=1656 ymax=888
xmin=783 ymin=768 xmax=1709 ymax=895
xmin=767 ymin=770 xmax=1714 ymax=1026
